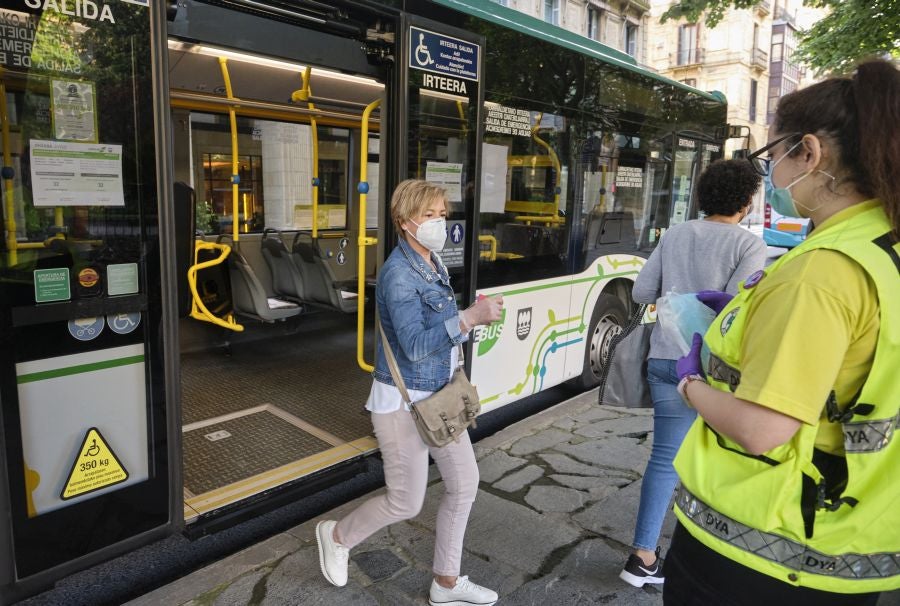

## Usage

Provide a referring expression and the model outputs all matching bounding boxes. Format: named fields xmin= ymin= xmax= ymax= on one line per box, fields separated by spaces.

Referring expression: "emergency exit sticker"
xmin=34 ymin=268 xmax=71 ymax=303
xmin=60 ymin=427 xmax=129 ymax=500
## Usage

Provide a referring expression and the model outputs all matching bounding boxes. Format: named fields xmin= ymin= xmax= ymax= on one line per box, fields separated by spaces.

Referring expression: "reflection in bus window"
xmin=201 ymin=152 xmax=263 ymax=233
xmin=190 ymin=114 xmax=352 ymax=233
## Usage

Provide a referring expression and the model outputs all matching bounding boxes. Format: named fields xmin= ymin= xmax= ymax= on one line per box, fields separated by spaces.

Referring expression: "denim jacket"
xmin=372 ymin=237 xmax=467 ymax=392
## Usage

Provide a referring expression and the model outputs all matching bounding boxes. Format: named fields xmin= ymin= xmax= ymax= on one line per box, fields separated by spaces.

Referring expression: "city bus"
xmin=0 ymin=0 xmax=728 ymax=600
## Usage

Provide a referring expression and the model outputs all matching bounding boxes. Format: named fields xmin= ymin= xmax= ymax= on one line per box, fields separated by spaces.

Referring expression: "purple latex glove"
xmin=696 ymin=290 xmax=734 ymax=315
xmin=676 ymin=333 xmax=705 ymax=380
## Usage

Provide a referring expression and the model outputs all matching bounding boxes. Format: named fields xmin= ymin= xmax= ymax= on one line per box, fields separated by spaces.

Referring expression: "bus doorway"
xmin=166 ymin=1 xmax=396 ymax=524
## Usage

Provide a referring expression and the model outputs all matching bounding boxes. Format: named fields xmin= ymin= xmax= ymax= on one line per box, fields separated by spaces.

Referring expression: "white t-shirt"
xmin=366 ymin=347 xmax=460 ymax=414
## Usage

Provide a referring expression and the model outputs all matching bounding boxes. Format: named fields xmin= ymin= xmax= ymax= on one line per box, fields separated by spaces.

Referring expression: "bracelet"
xmin=677 ymin=374 xmax=705 ymax=406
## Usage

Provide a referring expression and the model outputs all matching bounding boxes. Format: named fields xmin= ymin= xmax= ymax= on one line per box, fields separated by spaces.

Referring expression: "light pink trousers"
xmin=335 ymin=408 xmax=479 ymax=576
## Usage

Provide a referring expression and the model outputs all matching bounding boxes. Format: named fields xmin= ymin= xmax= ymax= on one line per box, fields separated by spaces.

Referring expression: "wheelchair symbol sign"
xmin=106 ymin=312 xmax=141 ymax=335
xmin=414 ymin=32 xmax=435 ymax=66
xmin=68 ymin=317 xmax=105 ymax=341
xmin=408 ymin=27 xmax=480 ymax=82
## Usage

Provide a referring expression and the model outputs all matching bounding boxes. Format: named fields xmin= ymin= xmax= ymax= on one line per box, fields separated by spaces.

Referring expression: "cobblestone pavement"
xmin=127 ymin=391 xmax=900 ymax=606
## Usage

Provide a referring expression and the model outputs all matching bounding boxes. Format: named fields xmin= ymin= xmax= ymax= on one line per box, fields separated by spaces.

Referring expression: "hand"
xmin=676 ymin=333 xmax=705 ymax=380
xmin=696 ymin=290 xmax=733 ymax=315
xmin=461 ymin=295 xmax=503 ymax=328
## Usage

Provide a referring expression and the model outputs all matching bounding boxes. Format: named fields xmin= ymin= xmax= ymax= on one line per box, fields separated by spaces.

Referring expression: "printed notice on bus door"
xmin=30 ymin=139 xmax=124 ymax=206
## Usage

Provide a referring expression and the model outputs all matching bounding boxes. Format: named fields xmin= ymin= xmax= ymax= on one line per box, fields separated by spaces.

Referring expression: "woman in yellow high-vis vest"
xmin=665 ymin=59 xmax=899 ymax=606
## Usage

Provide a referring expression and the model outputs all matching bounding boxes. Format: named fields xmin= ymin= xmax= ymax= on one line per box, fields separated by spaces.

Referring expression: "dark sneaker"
xmin=619 ymin=547 xmax=664 ymax=587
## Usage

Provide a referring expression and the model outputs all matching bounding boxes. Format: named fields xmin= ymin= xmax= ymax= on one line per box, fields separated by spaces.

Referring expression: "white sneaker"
xmin=428 ymin=575 xmax=498 ymax=606
xmin=315 ymin=520 xmax=349 ymax=587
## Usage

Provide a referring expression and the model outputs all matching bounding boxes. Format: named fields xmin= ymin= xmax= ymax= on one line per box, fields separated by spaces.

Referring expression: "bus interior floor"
xmin=179 ymin=318 xmax=376 ymax=496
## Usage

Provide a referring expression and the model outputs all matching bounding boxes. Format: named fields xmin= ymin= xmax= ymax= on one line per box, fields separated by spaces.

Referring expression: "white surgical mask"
xmin=407 ymin=217 xmax=447 ymax=251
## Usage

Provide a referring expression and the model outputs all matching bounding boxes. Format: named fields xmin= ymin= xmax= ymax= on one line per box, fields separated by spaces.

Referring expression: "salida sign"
xmin=1 ymin=0 xmax=126 ymax=74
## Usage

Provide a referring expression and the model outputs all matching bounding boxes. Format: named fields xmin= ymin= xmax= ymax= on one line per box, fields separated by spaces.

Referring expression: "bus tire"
xmin=574 ymin=293 xmax=627 ymax=391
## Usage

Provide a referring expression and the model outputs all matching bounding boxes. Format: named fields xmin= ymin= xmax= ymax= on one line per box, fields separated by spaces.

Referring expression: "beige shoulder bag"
xmin=377 ymin=315 xmax=480 ymax=448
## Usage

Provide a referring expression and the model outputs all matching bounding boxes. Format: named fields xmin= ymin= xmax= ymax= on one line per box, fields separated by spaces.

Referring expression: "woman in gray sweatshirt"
xmin=619 ymin=159 xmax=767 ymax=588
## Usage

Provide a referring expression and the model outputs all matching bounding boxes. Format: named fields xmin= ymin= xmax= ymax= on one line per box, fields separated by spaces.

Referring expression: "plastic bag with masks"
xmin=656 ymin=291 xmax=715 ymax=373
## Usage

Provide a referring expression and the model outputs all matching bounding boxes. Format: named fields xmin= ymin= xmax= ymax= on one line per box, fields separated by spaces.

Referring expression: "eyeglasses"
xmin=746 ymin=132 xmax=802 ymax=176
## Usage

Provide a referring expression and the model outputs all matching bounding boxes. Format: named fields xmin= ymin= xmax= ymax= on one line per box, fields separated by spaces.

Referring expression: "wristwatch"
xmin=677 ymin=374 xmax=705 ymax=406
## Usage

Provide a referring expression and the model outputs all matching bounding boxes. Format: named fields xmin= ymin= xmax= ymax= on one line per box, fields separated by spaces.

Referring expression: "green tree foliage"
xmin=659 ymin=0 xmax=900 ymax=75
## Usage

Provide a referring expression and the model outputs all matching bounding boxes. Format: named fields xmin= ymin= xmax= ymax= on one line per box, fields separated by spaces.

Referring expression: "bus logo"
xmin=474 ymin=309 xmax=506 ymax=357
xmin=516 ymin=308 xmax=532 ymax=341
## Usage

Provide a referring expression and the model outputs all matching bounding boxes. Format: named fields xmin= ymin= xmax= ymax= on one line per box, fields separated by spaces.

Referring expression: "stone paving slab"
xmin=127 ymin=394 xmax=900 ymax=606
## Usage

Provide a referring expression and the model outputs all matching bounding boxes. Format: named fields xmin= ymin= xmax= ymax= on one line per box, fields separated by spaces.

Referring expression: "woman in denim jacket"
xmin=316 ymin=180 xmax=503 ymax=606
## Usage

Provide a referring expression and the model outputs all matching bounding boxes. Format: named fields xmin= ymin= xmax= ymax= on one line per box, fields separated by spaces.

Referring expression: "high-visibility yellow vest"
xmin=673 ymin=201 xmax=900 ymax=594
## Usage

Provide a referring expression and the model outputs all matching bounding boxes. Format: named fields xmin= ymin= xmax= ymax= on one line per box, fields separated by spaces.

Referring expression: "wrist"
xmin=458 ymin=312 xmax=471 ymax=334
xmin=677 ymin=374 xmax=705 ymax=407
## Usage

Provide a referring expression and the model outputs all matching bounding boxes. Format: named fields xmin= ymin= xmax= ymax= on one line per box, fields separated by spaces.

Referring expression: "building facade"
xmin=645 ymin=0 xmax=773 ymax=157
xmin=493 ymin=0 xmax=651 ymax=63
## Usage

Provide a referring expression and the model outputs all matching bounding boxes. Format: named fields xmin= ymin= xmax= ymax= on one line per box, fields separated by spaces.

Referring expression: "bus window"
xmin=579 ymin=132 xmax=650 ymax=268
xmin=671 ymin=136 xmax=699 ymax=226
xmin=407 ymin=69 xmax=478 ymax=295
xmin=478 ymin=104 xmax=569 ymax=287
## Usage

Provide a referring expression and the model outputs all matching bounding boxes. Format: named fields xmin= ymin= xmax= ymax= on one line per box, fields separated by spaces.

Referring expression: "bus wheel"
xmin=575 ymin=293 xmax=627 ymax=391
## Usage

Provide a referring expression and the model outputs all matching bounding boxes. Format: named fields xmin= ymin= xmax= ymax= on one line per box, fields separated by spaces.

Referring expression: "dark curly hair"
xmin=697 ymin=159 xmax=760 ymax=217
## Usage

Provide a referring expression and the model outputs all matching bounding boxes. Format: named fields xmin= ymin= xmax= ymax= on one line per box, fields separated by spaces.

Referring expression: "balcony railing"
xmin=672 ymin=48 xmax=705 ymax=66
xmin=752 ymin=47 xmax=768 ymax=69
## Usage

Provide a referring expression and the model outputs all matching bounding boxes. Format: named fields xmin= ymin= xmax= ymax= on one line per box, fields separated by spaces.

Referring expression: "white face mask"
xmin=407 ymin=217 xmax=447 ymax=251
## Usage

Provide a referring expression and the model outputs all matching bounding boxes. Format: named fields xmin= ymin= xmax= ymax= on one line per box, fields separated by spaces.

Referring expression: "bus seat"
xmin=291 ymin=232 xmax=358 ymax=313
xmin=227 ymin=240 xmax=301 ymax=322
xmin=261 ymin=229 xmax=305 ymax=302
xmin=291 ymin=232 xmax=334 ymax=307
xmin=496 ymin=223 xmax=560 ymax=258
xmin=584 ymin=211 xmax=638 ymax=265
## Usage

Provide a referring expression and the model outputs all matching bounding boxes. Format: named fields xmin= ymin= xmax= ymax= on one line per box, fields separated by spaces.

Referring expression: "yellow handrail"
xmin=187 ymin=241 xmax=243 ymax=331
xmin=456 ymin=100 xmax=467 ymax=138
xmin=356 ymin=98 xmax=381 ymax=372
xmin=477 ymin=234 xmax=524 ymax=261
xmin=218 ymin=57 xmax=240 ymax=243
xmin=478 ymin=234 xmax=497 ymax=261
xmin=294 ymin=67 xmax=320 ymax=237
xmin=531 ymin=112 xmax=561 ymax=211
xmin=182 ymin=57 xmax=243 ymax=332
xmin=0 ymin=66 xmax=15 ymax=266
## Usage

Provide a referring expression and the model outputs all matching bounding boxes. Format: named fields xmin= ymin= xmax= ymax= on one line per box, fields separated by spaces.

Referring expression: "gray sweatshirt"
xmin=632 ymin=220 xmax=767 ymax=361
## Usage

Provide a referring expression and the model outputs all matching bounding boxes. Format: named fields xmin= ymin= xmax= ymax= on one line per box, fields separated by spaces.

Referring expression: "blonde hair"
xmin=390 ymin=179 xmax=448 ymax=234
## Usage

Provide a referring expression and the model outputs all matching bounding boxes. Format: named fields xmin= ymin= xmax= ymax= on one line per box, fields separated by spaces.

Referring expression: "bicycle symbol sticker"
xmin=68 ymin=317 xmax=105 ymax=341
xmin=106 ymin=312 xmax=141 ymax=335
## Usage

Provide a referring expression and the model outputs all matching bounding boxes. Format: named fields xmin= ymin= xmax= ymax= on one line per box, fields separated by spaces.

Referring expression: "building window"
xmin=678 ymin=24 xmax=699 ymax=65
xmin=625 ymin=22 xmax=638 ymax=57
xmin=749 ymin=79 xmax=758 ymax=122
xmin=587 ymin=7 xmax=601 ymax=41
xmin=681 ymin=78 xmax=697 ymax=87
xmin=544 ymin=0 xmax=560 ymax=25
xmin=771 ymin=31 xmax=783 ymax=62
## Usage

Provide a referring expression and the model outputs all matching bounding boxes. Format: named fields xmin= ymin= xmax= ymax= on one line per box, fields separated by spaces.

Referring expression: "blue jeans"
xmin=632 ymin=358 xmax=697 ymax=551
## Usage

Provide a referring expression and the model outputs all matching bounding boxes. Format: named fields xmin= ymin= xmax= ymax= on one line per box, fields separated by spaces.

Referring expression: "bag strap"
xmin=376 ymin=309 xmax=465 ymax=406
xmin=598 ymin=303 xmax=647 ymax=404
